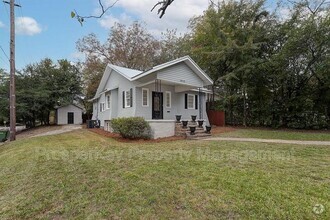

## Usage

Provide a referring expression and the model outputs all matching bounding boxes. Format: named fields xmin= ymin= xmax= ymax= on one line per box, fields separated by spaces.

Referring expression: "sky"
xmin=0 ymin=0 xmax=280 ymax=71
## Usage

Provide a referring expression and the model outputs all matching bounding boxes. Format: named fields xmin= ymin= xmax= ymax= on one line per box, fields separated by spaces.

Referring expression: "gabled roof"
xmin=108 ymin=64 xmax=142 ymax=79
xmin=132 ymin=56 xmax=213 ymax=85
xmin=91 ymin=56 xmax=213 ymax=101
xmin=55 ymin=103 xmax=84 ymax=110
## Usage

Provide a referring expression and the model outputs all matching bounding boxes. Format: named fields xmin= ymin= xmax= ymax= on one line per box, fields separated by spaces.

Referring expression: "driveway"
xmin=32 ymin=125 xmax=82 ymax=137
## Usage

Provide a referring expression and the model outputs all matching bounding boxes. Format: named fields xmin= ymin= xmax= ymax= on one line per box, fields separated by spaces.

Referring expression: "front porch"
xmin=135 ymin=79 xmax=211 ymax=123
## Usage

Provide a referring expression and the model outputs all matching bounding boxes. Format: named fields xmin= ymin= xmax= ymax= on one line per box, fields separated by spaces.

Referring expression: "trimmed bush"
xmin=111 ymin=117 xmax=151 ymax=139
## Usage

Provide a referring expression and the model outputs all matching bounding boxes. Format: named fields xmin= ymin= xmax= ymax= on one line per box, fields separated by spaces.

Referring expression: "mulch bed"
xmin=87 ymin=128 xmax=185 ymax=143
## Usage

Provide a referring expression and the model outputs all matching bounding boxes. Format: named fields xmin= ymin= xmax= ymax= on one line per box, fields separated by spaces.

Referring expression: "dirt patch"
xmin=87 ymin=128 xmax=185 ymax=143
xmin=211 ymin=126 xmax=236 ymax=135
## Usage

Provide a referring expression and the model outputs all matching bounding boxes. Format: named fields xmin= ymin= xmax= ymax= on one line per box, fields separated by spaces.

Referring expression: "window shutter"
xmin=184 ymin=94 xmax=187 ymax=109
xmin=122 ymin=91 xmax=125 ymax=108
xmin=130 ymin=88 xmax=133 ymax=107
xmin=195 ymin=95 xmax=198 ymax=109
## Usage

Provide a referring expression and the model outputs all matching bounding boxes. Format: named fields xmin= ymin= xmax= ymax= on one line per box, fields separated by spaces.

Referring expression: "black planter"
xmin=182 ymin=120 xmax=188 ymax=128
xmin=189 ymin=126 xmax=196 ymax=135
xmin=175 ymin=115 xmax=182 ymax=123
xmin=197 ymin=120 xmax=204 ymax=128
xmin=191 ymin=115 xmax=197 ymax=122
xmin=205 ymin=126 xmax=212 ymax=134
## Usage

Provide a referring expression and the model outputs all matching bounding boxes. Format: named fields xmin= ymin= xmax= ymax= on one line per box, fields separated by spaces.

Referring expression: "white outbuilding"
xmin=56 ymin=104 xmax=84 ymax=125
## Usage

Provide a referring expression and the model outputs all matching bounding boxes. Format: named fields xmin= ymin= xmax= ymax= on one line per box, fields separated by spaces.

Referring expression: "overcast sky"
xmin=0 ymin=0 xmax=279 ymax=71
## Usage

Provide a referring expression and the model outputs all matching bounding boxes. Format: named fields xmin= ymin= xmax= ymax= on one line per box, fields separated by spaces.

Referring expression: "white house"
xmin=56 ymin=104 xmax=83 ymax=125
xmin=91 ymin=56 xmax=213 ymax=138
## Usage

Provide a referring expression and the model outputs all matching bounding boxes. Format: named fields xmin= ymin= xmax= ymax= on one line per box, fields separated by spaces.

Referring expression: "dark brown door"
xmin=152 ymin=92 xmax=163 ymax=119
xmin=68 ymin=112 xmax=74 ymax=124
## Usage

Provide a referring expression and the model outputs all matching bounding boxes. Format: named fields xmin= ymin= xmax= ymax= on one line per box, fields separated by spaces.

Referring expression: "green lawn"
xmin=0 ymin=129 xmax=329 ymax=219
xmin=217 ymin=128 xmax=330 ymax=141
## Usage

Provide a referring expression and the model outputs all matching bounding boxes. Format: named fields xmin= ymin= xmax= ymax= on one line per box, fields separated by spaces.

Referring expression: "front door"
xmin=152 ymin=92 xmax=163 ymax=119
xmin=68 ymin=112 xmax=74 ymax=124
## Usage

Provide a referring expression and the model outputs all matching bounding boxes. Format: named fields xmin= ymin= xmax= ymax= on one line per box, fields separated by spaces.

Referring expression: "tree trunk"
xmin=243 ymin=86 xmax=247 ymax=127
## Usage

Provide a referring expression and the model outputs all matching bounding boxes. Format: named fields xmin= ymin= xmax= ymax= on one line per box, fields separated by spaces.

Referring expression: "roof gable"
xmin=92 ymin=64 xmax=141 ymax=100
xmin=132 ymin=56 xmax=213 ymax=85
xmin=157 ymin=62 xmax=204 ymax=87
xmin=56 ymin=103 xmax=84 ymax=110
xmin=109 ymin=64 xmax=142 ymax=79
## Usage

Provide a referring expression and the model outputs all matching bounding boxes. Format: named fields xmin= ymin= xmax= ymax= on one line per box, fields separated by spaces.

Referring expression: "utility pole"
xmin=4 ymin=0 xmax=21 ymax=141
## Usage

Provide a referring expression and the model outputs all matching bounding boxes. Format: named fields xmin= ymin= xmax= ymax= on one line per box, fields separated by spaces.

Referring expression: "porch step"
xmin=185 ymin=126 xmax=211 ymax=139
xmin=175 ymin=121 xmax=212 ymax=139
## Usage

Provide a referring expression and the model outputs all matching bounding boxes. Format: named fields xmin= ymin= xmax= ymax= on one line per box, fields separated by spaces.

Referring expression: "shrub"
xmin=111 ymin=117 xmax=151 ymax=139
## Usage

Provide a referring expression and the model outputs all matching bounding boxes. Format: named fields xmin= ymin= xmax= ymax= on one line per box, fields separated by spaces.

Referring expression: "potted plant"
xmin=175 ymin=115 xmax=182 ymax=123
xmin=182 ymin=120 xmax=188 ymax=128
xmin=191 ymin=115 xmax=197 ymax=122
xmin=189 ymin=126 xmax=196 ymax=135
xmin=197 ymin=120 xmax=204 ymax=127
xmin=205 ymin=126 xmax=212 ymax=134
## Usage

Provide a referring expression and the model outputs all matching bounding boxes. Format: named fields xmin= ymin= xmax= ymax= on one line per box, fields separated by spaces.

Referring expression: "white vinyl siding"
xmin=125 ymin=90 xmax=131 ymax=108
xmin=142 ymin=88 xmax=149 ymax=107
xmin=100 ymin=102 xmax=105 ymax=112
xmin=165 ymin=91 xmax=171 ymax=108
xmin=157 ymin=63 xmax=204 ymax=87
xmin=187 ymin=94 xmax=195 ymax=109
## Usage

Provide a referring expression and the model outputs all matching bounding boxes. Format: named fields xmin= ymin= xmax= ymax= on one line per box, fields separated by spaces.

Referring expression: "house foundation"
xmin=147 ymin=120 xmax=176 ymax=139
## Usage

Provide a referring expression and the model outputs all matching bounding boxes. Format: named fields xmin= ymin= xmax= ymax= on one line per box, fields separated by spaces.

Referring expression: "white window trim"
xmin=187 ymin=94 xmax=195 ymax=109
xmin=165 ymin=91 xmax=171 ymax=108
xmin=106 ymin=94 xmax=111 ymax=109
xmin=125 ymin=90 xmax=131 ymax=108
xmin=142 ymin=88 xmax=149 ymax=107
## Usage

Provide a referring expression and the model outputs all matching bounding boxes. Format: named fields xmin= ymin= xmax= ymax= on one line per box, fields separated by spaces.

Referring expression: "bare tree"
xmin=73 ymin=0 xmax=176 ymax=24
xmin=151 ymin=0 xmax=175 ymax=18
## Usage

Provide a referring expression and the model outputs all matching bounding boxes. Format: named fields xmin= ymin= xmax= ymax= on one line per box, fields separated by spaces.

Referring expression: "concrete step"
xmin=186 ymin=133 xmax=212 ymax=140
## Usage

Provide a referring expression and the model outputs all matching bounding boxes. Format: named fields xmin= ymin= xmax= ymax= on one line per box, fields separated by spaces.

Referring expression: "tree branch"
xmin=151 ymin=0 xmax=175 ymax=18
xmin=72 ymin=0 xmax=119 ymax=25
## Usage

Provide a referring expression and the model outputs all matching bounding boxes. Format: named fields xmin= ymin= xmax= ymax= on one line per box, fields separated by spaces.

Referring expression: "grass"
xmin=217 ymin=128 xmax=330 ymax=141
xmin=0 ymin=129 xmax=329 ymax=219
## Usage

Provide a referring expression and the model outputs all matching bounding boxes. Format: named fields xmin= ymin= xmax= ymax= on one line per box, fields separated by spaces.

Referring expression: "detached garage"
xmin=56 ymin=104 xmax=83 ymax=125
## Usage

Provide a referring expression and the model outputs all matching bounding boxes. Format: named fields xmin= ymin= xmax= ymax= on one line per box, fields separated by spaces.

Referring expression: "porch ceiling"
xmin=136 ymin=79 xmax=202 ymax=93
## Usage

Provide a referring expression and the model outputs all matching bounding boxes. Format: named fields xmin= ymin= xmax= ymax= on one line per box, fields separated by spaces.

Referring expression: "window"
xmin=122 ymin=89 xmax=133 ymax=108
xmin=106 ymin=93 xmax=111 ymax=109
xmin=100 ymin=102 xmax=105 ymax=112
xmin=125 ymin=90 xmax=131 ymax=108
xmin=165 ymin=91 xmax=171 ymax=108
xmin=187 ymin=94 xmax=195 ymax=109
xmin=142 ymin=88 xmax=149 ymax=107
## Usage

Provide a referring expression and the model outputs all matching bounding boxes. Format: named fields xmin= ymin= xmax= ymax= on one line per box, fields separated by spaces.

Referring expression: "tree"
xmin=0 ymin=69 xmax=9 ymax=125
xmin=77 ymin=22 xmax=160 ymax=71
xmin=188 ymin=0 xmax=272 ymax=126
xmin=266 ymin=0 xmax=330 ymax=128
xmin=14 ymin=59 xmax=82 ymax=127
xmin=187 ymin=0 xmax=330 ymax=129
